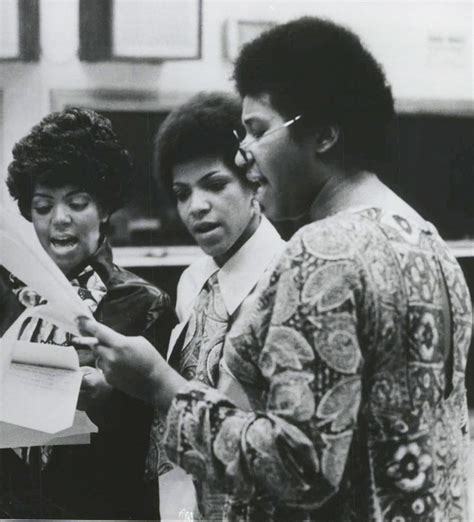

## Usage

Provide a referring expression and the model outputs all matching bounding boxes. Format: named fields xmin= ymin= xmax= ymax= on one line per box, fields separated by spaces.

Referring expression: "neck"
xmin=214 ymin=211 xmax=261 ymax=267
xmin=65 ymin=238 xmax=106 ymax=280
xmin=309 ymin=169 xmax=423 ymax=223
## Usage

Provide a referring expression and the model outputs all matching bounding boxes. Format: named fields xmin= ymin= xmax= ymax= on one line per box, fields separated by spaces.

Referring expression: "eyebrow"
xmin=242 ymin=115 xmax=262 ymax=126
xmin=32 ymin=190 xmax=88 ymax=199
xmin=173 ymin=170 xmax=221 ymax=187
xmin=242 ymin=103 xmax=273 ymax=126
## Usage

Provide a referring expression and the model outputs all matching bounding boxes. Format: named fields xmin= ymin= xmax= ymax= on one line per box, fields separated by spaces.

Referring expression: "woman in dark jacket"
xmin=0 ymin=107 xmax=176 ymax=519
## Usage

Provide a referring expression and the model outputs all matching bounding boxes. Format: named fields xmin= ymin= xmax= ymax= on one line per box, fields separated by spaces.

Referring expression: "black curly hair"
xmin=234 ymin=16 xmax=395 ymax=170
xmin=7 ymin=107 xmax=132 ymax=220
xmin=156 ymin=91 xmax=250 ymax=195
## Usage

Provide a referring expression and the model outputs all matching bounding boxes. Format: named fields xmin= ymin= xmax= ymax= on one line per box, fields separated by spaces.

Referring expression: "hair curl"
xmin=7 ymin=107 xmax=132 ymax=220
xmin=156 ymin=92 xmax=249 ymax=194
xmin=234 ymin=17 xmax=395 ymax=170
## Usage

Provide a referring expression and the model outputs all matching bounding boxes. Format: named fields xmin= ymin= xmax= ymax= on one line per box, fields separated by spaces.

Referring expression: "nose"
xmin=234 ymin=148 xmax=246 ymax=169
xmin=188 ymin=190 xmax=211 ymax=217
xmin=51 ymin=203 xmax=72 ymax=227
xmin=234 ymin=147 xmax=254 ymax=169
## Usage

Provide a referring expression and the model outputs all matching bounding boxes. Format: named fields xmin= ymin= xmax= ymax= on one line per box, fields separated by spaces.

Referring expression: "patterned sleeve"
xmin=165 ymin=222 xmax=367 ymax=508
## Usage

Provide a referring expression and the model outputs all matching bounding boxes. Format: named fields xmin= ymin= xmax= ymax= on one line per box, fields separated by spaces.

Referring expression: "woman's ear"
xmin=99 ymin=209 xmax=111 ymax=224
xmin=315 ymin=125 xmax=340 ymax=154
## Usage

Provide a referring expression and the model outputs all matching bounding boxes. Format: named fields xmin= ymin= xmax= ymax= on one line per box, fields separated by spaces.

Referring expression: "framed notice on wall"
xmin=0 ymin=0 xmax=39 ymax=61
xmin=79 ymin=0 xmax=202 ymax=62
xmin=0 ymin=0 xmax=19 ymax=58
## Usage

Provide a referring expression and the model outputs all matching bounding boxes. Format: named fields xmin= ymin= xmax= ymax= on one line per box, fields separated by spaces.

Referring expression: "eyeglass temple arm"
xmin=283 ymin=114 xmax=302 ymax=126
xmin=233 ymin=114 xmax=302 ymax=143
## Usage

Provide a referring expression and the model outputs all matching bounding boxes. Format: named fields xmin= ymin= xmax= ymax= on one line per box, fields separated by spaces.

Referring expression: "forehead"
xmin=242 ymin=94 xmax=281 ymax=122
xmin=172 ymin=156 xmax=235 ymax=184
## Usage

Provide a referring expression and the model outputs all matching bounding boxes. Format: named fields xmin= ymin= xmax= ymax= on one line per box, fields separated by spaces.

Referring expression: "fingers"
xmin=80 ymin=366 xmax=98 ymax=391
xmin=72 ymin=336 xmax=99 ymax=350
xmin=76 ymin=316 xmax=125 ymax=348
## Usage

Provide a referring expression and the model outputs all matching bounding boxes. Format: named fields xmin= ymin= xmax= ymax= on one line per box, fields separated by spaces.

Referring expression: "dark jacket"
xmin=0 ymin=241 xmax=177 ymax=519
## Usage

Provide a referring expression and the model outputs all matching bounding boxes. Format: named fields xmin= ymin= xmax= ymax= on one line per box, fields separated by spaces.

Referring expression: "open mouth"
xmin=50 ymin=236 xmax=79 ymax=251
xmin=247 ymin=169 xmax=266 ymax=186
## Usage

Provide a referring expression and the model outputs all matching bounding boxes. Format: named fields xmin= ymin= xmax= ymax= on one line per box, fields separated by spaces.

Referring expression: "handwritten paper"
xmin=0 ymin=340 xmax=83 ymax=433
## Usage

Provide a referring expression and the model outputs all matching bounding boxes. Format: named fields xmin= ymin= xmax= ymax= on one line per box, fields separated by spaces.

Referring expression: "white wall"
xmin=0 ymin=0 xmax=472 ymax=203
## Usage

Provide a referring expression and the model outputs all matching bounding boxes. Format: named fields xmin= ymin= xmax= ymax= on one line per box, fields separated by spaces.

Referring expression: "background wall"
xmin=0 ymin=0 xmax=472 ymax=206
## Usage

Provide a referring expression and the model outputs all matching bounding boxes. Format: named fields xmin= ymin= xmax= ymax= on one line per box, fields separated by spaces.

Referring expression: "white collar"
xmin=177 ymin=216 xmax=285 ymax=320
xmin=217 ymin=215 xmax=285 ymax=314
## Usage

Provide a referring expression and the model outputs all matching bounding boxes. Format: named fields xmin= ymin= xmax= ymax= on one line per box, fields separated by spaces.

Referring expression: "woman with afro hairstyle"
xmin=77 ymin=18 xmax=471 ymax=521
xmin=155 ymin=91 xmax=285 ymax=519
xmin=0 ymin=107 xmax=175 ymax=519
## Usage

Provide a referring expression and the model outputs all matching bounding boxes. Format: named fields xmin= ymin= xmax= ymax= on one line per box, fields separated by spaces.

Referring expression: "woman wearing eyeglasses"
xmin=78 ymin=17 xmax=471 ymax=521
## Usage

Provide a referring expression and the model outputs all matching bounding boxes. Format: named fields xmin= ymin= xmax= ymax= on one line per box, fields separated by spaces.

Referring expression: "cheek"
xmin=270 ymin=150 xmax=300 ymax=193
xmin=176 ymin=203 xmax=191 ymax=228
xmin=224 ymin=192 xmax=252 ymax=225
xmin=31 ymin=216 xmax=49 ymax=243
xmin=77 ymin=212 xmax=102 ymax=245
xmin=255 ymin=148 xmax=285 ymax=182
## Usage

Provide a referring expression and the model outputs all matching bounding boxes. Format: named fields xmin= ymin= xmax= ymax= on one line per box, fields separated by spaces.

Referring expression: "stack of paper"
xmin=0 ymin=208 xmax=98 ymax=444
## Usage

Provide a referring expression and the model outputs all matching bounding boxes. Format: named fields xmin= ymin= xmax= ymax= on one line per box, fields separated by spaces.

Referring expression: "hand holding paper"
xmin=0 ymin=208 xmax=97 ymax=436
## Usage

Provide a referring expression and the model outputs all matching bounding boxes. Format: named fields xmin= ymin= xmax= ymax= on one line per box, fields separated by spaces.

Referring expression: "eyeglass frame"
xmin=233 ymin=114 xmax=302 ymax=165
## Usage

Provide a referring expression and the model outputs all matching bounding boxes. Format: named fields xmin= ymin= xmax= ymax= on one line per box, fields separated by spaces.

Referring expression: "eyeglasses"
xmin=233 ymin=114 xmax=302 ymax=165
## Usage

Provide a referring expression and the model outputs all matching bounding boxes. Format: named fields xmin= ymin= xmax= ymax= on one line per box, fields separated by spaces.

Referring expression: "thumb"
xmin=76 ymin=316 xmax=124 ymax=348
xmin=80 ymin=365 xmax=96 ymax=375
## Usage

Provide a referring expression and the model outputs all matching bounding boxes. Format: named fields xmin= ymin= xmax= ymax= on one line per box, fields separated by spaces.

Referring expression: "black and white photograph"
xmin=0 ymin=0 xmax=473 ymax=520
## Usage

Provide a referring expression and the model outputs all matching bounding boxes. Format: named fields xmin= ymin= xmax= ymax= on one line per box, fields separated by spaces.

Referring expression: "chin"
xmin=260 ymin=192 xmax=284 ymax=221
xmin=50 ymin=253 xmax=80 ymax=276
xmin=262 ymin=204 xmax=281 ymax=222
xmin=199 ymin=243 xmax=221 ymax=258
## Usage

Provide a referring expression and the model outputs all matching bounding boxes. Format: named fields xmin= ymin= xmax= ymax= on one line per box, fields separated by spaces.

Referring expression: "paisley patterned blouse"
xmin=165 ymin=208 xmax=472 ymax=522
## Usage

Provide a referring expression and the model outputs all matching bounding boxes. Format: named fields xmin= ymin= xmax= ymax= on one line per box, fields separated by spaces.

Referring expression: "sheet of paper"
xmin=0 ymin=410 xmax=98 ymax=448
xmin=0 ymin=208 xmax=92 ymax=335
xmin=11 ymin=340 xmax=79 ymax=370
xmin=0 ymin=340 xmax=82 ymax=433
xmin=0 ymin=309 xmax=32 ymax=386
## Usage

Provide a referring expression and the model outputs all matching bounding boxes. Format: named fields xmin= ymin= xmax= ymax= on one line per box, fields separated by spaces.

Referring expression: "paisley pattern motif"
xmin=165 ymin=208 xmax=472 ymax=521
xmin=179 ymin=272 xmax=229 ymax=385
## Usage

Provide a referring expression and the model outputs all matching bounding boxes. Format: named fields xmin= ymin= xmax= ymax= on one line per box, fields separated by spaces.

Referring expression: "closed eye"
xmin=202 ymin=179 xmax=228 ymax=193
xmin=32 ymin=205 xmax=52 ymax=215
xmin=173 ymin=188 xmax=190 ymax=202
xmin=245 ymin=128 xmax=266 ymax=141
xmin=68 ymin=197 xmax=90 ymax=211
